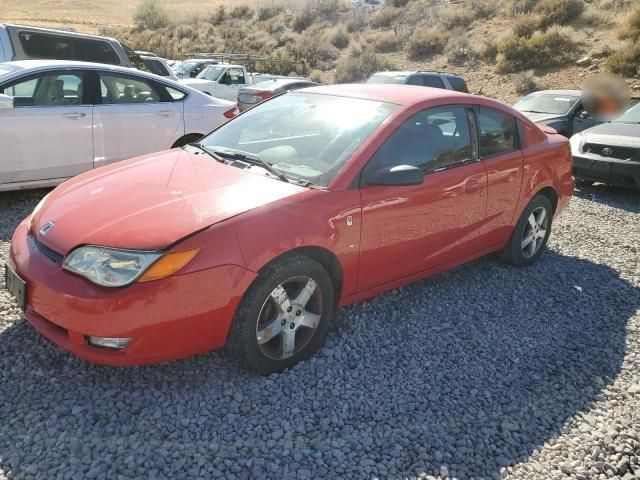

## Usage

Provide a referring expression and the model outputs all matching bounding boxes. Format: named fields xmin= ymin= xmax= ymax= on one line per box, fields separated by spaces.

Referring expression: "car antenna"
xmin=476 ymin=86 xmax=484 ymax=95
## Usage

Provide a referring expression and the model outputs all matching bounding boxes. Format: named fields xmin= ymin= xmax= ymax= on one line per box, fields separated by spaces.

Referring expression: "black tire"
xmin=225 ymin=254 xmax=335 ymax=374
xmin=171 ymin=133 xmax=204 ymax=148
xmin=502 ymin=195 xmax=553 ymax=267
xmin=576 ymin=179 xmax=594 ymax=187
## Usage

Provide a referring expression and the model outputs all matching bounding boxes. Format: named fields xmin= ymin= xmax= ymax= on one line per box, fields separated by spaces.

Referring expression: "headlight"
xmin=63 ymin=246 xmax=162 ymax=287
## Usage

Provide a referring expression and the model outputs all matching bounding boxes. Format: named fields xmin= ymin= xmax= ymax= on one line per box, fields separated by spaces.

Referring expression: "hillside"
xmin=2 ymin=0 xmax=638 ymax=104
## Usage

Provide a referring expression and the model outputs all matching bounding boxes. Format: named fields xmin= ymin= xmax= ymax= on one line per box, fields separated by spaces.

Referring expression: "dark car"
xmin=237 ymin=78 xmax=318 ymax=111
xmin=570 ymin=102 xmax=640 ymax=189
xmin=513 ymin=90 xmax=600 ymax=138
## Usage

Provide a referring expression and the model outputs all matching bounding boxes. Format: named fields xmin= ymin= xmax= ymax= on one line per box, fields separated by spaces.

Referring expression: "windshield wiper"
xmin=209 ymin=148 xmax=290 ymax=183
xmin=186 ymin=143 xmax=224 ymax=163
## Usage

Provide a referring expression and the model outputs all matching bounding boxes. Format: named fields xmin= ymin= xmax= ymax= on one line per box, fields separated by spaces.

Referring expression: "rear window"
xmin=18 ymin=31 xmax=119 ymax=65
xmin=420 ymin=75 xmax=445 ymax=88
xmin=143 ymin=58 xmax=171 ymax=77
xmin=448 ymin=76 xmax=468 ymax=93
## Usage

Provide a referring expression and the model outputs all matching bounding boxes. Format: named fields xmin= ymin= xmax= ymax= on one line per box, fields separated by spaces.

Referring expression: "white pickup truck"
xmin=179 ymin=64 xmax=291 ymax=101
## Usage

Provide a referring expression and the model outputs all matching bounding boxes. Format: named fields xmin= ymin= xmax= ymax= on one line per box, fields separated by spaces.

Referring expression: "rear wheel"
xmin=226 ymin=255 xmax=334 ymax=374
xmin=502 ymin=195 xmax=553 ymax=267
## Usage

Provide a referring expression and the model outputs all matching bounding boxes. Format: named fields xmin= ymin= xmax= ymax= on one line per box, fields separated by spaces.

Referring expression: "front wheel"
xmin=502 ymin=195 xmax=553 ymax=267
xmin=226 ymin=255 xmax=335 ymax=374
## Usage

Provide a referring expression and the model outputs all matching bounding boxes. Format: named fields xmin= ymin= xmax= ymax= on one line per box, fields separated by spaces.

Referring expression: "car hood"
xmin=520 ymin=112 xmax=566 ymax=124
xmin=31 ymin=149 xmax=306 ymax=254
xmin=578 ymin=121 xmax=640 ymax=146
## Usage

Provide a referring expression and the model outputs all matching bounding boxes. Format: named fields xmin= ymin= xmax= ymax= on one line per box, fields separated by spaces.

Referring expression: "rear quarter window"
xmin=18 ymin=31 xmax=119 ymax=65
xmin=448 ymin=76 xmax=468 ymax=93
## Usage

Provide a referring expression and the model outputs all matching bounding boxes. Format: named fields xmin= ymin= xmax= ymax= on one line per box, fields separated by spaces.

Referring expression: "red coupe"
xmin=6 ymin=85 xmax=573 ymax=373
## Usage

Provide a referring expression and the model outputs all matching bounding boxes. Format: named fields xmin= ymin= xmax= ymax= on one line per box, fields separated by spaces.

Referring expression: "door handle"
xmin=465 ymin=179 xmax=482 ymax=194
xmin=61 ymin=112 xmax=86 ymax=119
xmin=156 ymin=111 xmax=173 ymax=117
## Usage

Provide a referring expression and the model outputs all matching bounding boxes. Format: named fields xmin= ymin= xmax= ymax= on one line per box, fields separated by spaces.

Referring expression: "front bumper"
xmin=10 ymin=218 xmax=257 ymax=365
xmin=573 ymin=155 xmax=640 ymax=189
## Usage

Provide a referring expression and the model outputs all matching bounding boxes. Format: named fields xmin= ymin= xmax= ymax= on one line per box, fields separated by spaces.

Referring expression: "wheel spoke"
xmin=521 ymin=233 xmax=534 ymax=249
xmin=537 ymin=208 xmax=546 ymax=226
xmin=257 ymin=317 xmax=283 ymax=345
xmin=536 ymin=228 xmax=547 ymax=239
xmin=297 ymin=311 xmax=321 ymax=329
xmin=528 ymin=214 xmax=537 ymax=229
xmin=270 ymin=285 xmax=292 ymax=313
xmin=529 ymin=236 xmax=538 ymax=255
xmin=281 ymin=329 xmax=296 ymax=358
xmin=293 ymin=278 xmax=317 ymax=307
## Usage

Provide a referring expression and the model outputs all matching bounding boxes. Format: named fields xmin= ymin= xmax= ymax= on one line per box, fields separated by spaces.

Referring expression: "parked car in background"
xmin=172 ymin=58 xmax=219 ymax=79
xmin=7 ymin=85 xmax=572 ymax=373
xmin=513 ymin=90 xmax=600 ymax=138
xmin=0 ymin=24 xmax=138 ymax=67
xmin=570 ymin=101 xmax=640 ymax=189
xmin=366 ymin=71 xmax=468 ymax=92
xmin=139 ymin=55 xmax=177 ymax=80
xmin=0 ymin=60 xmax=237 ymax=191
xmin=180 ymin=64 xmax=253 ymax=101
xmin=237 ymin=78 xmax=318 ymax=111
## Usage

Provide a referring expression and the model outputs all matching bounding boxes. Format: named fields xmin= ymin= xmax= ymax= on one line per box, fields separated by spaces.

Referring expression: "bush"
xmin=495 ymin=26 xmax=579 ymax=73
xmin=330 ymin=27 xmax=350 ymax=49
xmin=133 ymin=0 xmax=169 ymax=30
xmin=287 ymin=32 xmax=339 ymax=70
xmin=606 ymin=43 xmax=640 ymax=77
xmin=335 ymin=46 xmax=393 ymax=83
xmin=292 ymin=9 xmax=315 ymax=32
xmin=346 ymin=14 xmax=367 ymax=33
xmin=372 ymin=31 xmax=399 ymax=53
xmin=444 ymin=36 xmax=474 ymax=65
xmin=514 ymin=70 xmax=540 ymax=94
xmin=257 ymin=7 xmax=280 ymax=21
xmin=369 ymin=8 xmax=400 ymax=28
xmin=438 ymin=6 xmax=473 ymax=29
xmin=618 ymin=6 xmax=640 ymax=42
xmin=309 ymin=69 xmax=323 ymax=83
xmin=503 ymin=0 xmax=537 ymax=16
xmin=512 ymin=14 xmax=543 ymax=37
xmin=210 ymin=5 xmax=226 ymax=25
xmin=229 ymin=5 xmax=253 ymax=19
xmin=407 ymin=28 xmax=448 ymax=60
xmin=533 ymin=0 xmax=584 ymax=26
xmin=479 ymin=36 xmax=498 ymax=61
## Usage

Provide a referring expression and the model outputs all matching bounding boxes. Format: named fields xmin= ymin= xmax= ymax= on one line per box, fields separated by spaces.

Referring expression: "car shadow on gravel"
xmin=0 ymin=189 xmax=50 ymax=242
xmin=574 ymin=184 xmax=640 ymax=214
xmin=0 ymin=251 xmax=637 ymax=479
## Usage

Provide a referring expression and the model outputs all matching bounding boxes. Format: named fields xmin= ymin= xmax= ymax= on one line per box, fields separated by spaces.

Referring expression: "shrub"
xmin=407 ymin=28 xmax=448 ymax=60
xmin=503 ymin=0 xmax=537 ymax=16
xmin=346 ymin=14 xmax=367 ymax=32
xmin=133 ymin=0 xmax=169 ymax=30
xmin=257 ymin=7 xmax=280 ymax=21
xmin=229 ymin=5 xmax=253 ymax=19
xmin=369 ymin=8 xmax=400 ymax=28
xmin=512 ymin=14 xmax=543 ymax=37
xmin=514 ymin=70 xmax=540 ymax=94
xmin=287 ymin=32 xmax=339 ymax=70
xmin=618 ymin=6 xmax=640 ymax=42
xmin=335 ymin=46 xmax=393 ymax=83
xmin=468 ymin=0 xmax=498 ymax=19
xmin=330 ymin=27 xmax=350 ymax=49
xmin=438 ymin=6 xmax=473 ymax=29
xmin=292 ymin=9 xmax=315 ymax=32
xmin=210 ymin=5 xmax=226 ymax=25
xmin=479 ymin=36 xmax=498 ymax=61
xmin=444 ymin=36 xmax=474 ymax=65
xmin=533 ymin=0 xmax=584 ymax=26
xmin=309 ymin=69 xmax=323 ymax=83
xmin=606 ymin=43 xmax=640 ymax=77
xmin=372 ymin=31 xmax=399 ymax=53
xmin=495 ymin=26 xmax=579 ymax=73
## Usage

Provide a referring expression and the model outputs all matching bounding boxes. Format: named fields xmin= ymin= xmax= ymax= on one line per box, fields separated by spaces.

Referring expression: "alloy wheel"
xmin=256 ymin=276 xmax=323 ymax=360
xmin=521 ymin=206 xmax=548 ymax=258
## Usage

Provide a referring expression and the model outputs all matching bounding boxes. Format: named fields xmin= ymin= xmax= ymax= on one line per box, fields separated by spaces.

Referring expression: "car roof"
xmin=299 ymin=84 xmax=473 ymax=106
xmin=371 ymin=70 xmax=463 ymax=78
xmin=526 ymin=89 xmax=581 ymax=96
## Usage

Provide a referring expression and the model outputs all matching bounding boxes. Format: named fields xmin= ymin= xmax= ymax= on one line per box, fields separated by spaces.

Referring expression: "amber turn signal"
xmin=138 ymin=248 xmax=200 ymax=282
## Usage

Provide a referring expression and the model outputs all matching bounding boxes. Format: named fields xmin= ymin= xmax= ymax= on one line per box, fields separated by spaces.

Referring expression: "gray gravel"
xmin=0 ymin=185 xmax=638 ymax=480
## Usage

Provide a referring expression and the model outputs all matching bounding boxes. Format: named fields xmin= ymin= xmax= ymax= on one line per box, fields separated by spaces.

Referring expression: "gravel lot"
xmin=0 ymin=185 xmax=638 ymax=480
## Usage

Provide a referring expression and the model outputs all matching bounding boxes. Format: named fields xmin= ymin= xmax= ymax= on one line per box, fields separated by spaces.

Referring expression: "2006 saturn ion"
xmin=6 ymin=85 xmax=574 ymax=373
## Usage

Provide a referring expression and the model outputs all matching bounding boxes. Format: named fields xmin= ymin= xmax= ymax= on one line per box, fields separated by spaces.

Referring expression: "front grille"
xmin=583 ymin=143 xmax=639 ymax=161
xmin=32 ymin=236 xmax=64 ymax=265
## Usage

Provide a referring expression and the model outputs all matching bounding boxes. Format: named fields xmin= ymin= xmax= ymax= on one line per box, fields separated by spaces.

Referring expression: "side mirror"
xmin=0 ymin=94 xmax=14 ymax=110
xmin=364 ymin=164 xmax=424 ymax=187
xmin=578 ymin=110 xmax=590 ymax=119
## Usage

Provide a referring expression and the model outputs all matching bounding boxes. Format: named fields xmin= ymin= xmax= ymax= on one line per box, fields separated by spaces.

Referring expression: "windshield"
xmin=514 ymin=93 xmax=579 ymax=115
xmin=0 ymin=64 xmax=23 ymax=79
xmin=173 ymin=61 xmax=198 ymax=75
xmin=366 ymin=74 xmax=407 ymax=85
xmin=200 ymin=92 xmax=397 ymax=187
xmin=196 ymin=65 xmax=226 ymax=81
xmin=615 ymin=101 xmax=640 ymax=123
